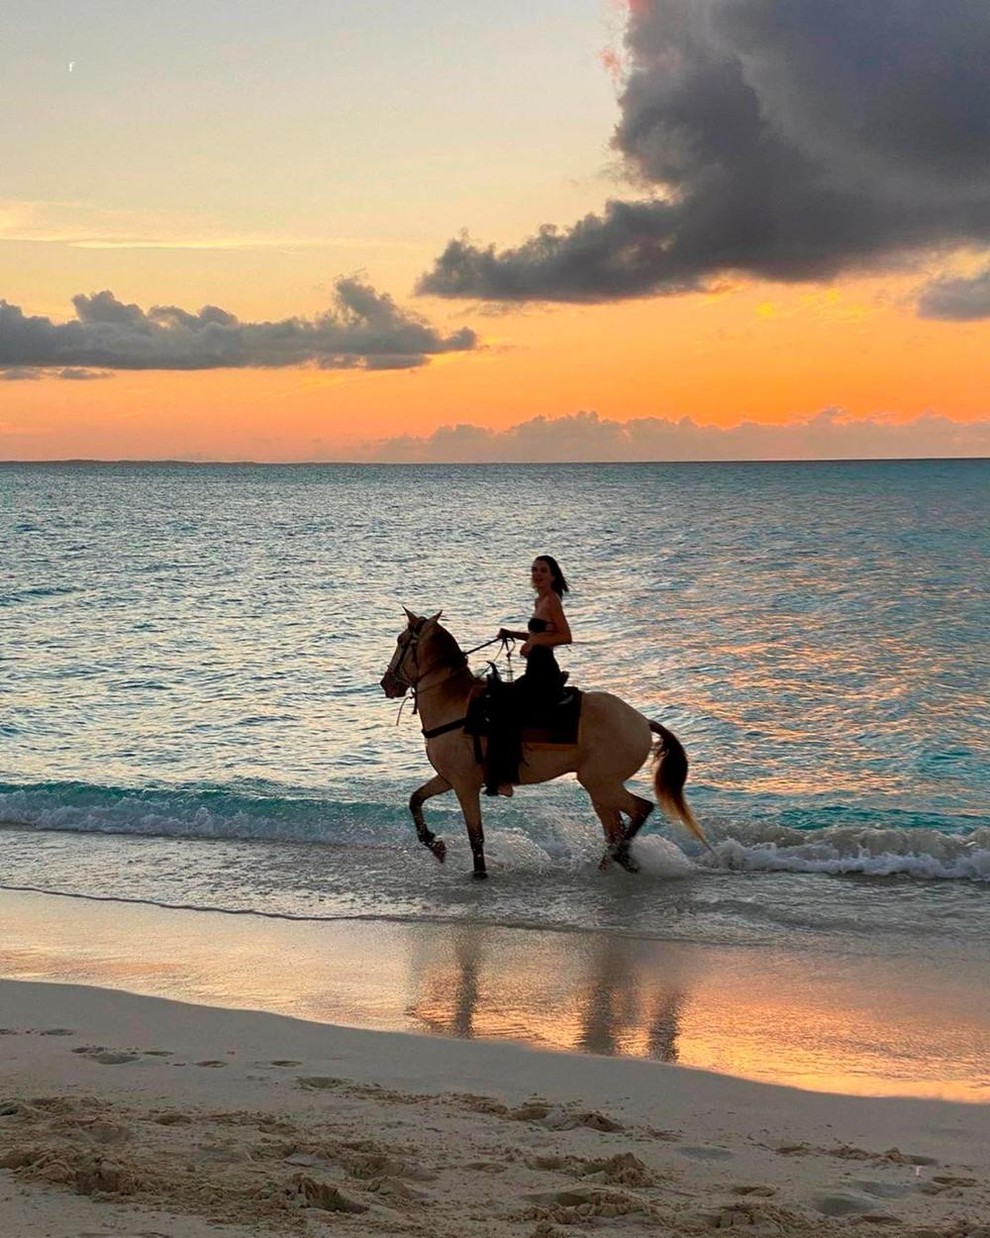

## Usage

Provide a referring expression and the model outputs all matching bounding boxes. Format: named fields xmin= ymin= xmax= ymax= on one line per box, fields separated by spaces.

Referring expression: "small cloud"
xmin=56 ymin=367 xmax=115 ymax=380
xmin=0 ymin=366 xmax=42 ymax=381
xmin=0 ymin=278 xmax=477 ymax=374
xmin=0 ymin=198 xmax=419 ymax=252
xmin=916 ymin=266 xmax=990 ymax=320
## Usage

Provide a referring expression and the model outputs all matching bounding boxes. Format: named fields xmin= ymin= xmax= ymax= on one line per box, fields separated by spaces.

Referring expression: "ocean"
xmin=2 ymin=460 xmax=988 ymax=970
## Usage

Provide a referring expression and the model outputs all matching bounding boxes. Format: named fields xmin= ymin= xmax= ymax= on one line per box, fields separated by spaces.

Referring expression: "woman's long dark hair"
xmin=536 ymin=555 xmax=569 ymax=597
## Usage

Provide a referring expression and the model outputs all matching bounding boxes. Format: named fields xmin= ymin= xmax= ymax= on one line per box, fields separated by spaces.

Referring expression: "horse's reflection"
xmin=408 ymin=928 xmax=485 ymax=1039
xmin=576 ymin=936 xmax=686 ymax=1063
xmin=406 ymin=927 xmax=689 ymax=1063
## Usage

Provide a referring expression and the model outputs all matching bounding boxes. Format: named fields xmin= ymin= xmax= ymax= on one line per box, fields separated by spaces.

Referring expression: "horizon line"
xmin=2 ymin=455 xmax=988 ymax=467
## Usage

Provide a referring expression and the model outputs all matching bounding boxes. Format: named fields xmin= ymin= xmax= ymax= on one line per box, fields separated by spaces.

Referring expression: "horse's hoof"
xmin=472 ymin=869 xmax=488 ymax=880
xmin=429 ymin=838 xmax=446 ymax=863
xmin=610 ymin=844 xmax=639 ymax=874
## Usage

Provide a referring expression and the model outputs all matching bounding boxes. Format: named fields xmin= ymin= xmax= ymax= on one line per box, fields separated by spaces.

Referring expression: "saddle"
xmin=465 ymin=670 xmax=583 ymax=754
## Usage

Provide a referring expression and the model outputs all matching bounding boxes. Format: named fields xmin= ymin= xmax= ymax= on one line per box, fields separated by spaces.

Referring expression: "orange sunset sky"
xmin=3 ymin=1 xmax=990 ymax=462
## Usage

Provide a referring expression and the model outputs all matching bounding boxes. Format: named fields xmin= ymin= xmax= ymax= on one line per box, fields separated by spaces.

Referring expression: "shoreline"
xmin=2 ymin=977 xmax=989 ymax=1236
xmin=2 ymin=888 xmax=987 ymax=1102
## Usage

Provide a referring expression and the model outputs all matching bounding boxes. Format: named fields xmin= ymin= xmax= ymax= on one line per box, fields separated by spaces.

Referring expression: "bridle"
xmin=382 ymin=623 xmax=468 ymax=705
xmin=381 ymin=622 xmax=510 ymax=728
xmin=384 ymin=626 xmax=422 ymax=694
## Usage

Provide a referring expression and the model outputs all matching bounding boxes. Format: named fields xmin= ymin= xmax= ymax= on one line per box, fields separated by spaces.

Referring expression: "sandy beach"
xmin=2 ymin=892 xmax=989 ymax=1237
xmin=3 ymin=979 xmax=990 ymax=1238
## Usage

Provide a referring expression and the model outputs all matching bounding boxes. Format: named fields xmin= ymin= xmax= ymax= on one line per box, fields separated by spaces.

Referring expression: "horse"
xmin=381 ymin=609 xmax=711 ymax=879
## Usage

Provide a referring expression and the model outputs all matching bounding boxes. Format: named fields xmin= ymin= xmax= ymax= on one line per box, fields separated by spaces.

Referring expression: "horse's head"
xmin=379 ymin=608 xmax=443 ymax=698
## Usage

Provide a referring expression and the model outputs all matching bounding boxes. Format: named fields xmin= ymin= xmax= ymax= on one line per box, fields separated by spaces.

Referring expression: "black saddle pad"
xmin=520 ymin=688 xmax=582 ymax=744
xmin=466 ymin=680 xmax=583 ymax=746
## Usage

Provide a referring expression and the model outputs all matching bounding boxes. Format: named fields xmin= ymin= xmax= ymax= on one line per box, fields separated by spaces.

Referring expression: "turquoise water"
xmin=2 ymin=460 xmax=988 ymax=960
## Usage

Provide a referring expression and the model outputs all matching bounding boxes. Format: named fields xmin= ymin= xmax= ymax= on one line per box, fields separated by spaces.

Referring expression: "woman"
xmin=487 ymin=555 xmax=573 ymax=795
xmin=500 ymin=554 xmax=572 ymax=703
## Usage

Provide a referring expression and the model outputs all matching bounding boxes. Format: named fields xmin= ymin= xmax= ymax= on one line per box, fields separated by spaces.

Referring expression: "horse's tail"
xmin=650 ymin=721 xmax=714 ymax=853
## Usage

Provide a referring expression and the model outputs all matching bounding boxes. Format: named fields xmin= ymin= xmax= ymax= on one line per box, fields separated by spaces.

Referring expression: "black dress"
xmin=516 ymin=617 xmax=566 ymax=714
xmin=484 ymin=617 xmax=565 ymax=794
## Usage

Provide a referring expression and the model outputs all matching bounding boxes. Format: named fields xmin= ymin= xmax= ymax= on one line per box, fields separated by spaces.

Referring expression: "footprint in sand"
xmin=508 ymin=1102 xmax=623 ymax=1132
xmin=812 ymin=1189 xmax=894 ymax=1217
xmin=289 ymin=1175 xmax=368 ymax=1214
xmin=0 ymin=1101 xmax=40 ymax=1119
xmin=37 ymin=1027 xmax=76 ymax=1036
xmin=71 ymin=1046 xmax=142 ymax=1065
xmin=524 ymin=1185 xmax=647 ymax=1219
xmin=579 ymin=1152 xmax=655 ymax=1188
xmin=850 ymin=1178 xmax=911 ymax=1200
xmin=676 ymin=1144 xmax=735 ymax=1161
xmin=195 ymin=1059 xmax=228 ymax=1068
xmin=919 ymin=1173 xmax=979 ymax=1197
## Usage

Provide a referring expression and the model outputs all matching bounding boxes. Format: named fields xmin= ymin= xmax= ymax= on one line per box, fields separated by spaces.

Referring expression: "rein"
xmin=462 ymin=634 xmax=506 ymax=657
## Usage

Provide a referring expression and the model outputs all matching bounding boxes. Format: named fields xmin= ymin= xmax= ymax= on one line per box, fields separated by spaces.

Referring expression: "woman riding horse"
xmin=381 ymin=609 xmax=711 ymax=879
xmin=487 ymin=554 xmax=572 ymax=796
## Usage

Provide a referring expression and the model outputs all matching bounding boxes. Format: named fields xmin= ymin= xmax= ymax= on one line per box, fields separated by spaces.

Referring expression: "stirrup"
xmin=484 ymin=782 xmax=514 ymax=798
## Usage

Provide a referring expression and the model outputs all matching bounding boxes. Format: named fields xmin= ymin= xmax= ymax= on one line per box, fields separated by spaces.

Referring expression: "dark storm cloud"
xmin=0 ymin=278 xmax=476 ymax=373
xmin=917 ymin=267 xmax=990 ymax=320
xmin=419 ymin=0 xmax=990 ymax=302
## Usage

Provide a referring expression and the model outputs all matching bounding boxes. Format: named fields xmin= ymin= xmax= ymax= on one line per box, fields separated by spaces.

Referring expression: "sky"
xmin=2 ymin=0 xmax=990 ymax=462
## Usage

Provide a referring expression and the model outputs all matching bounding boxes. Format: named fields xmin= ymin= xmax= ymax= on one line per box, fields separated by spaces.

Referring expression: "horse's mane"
xmin=423 ymin=619 xmax=464 ymax=668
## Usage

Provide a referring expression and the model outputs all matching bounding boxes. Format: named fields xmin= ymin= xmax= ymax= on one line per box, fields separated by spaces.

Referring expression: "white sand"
xmin=2 ymin=977 xmax=989 ymax=1238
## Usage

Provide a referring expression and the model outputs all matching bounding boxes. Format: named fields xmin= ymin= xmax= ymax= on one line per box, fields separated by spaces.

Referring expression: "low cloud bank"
xmin=1 ymin=366 xmax=114 ymax=382
xmin=420 ymin=1 xmax=990 ymax=306
xmin=364 ymin=409 xmax=990 ymax=463
xmin=0 ymin=279 xmax=476 ymax=374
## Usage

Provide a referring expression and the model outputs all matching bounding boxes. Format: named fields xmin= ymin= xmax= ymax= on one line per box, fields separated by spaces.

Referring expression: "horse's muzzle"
xmin=380 ymin=669 xmax=408 ymax=699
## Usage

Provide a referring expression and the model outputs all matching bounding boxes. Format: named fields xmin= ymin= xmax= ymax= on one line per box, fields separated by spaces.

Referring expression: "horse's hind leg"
xmin=610 ymin=789 xmax=653 ymax=870
xmin=589 ymin=801 xmax=640 ymax=873
xmin=590 ymin=800 xmax=624 ymax=847
xmin=588 ymin=790 xmax=651 ymax=874
xmin=410 ymin=774 xmax=451 ymax=863
xmin=621 ymin=792 xmax=654 ymax=844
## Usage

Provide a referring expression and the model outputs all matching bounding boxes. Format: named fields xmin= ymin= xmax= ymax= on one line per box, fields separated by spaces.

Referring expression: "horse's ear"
xmin=426 ymin=610 xmax=443 ymax=624
xmin=402 ymin=606 xmax=418 ymax=625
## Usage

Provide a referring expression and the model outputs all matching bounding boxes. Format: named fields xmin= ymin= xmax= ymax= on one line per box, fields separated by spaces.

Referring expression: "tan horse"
xmin=381 ymin=610 xmax=710 ymax=879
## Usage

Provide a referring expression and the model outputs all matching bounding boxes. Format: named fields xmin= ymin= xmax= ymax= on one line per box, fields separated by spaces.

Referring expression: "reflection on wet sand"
xmin=407 ymin=925 xmax=692 ymax=1063
xmin=2 ymin=890 xmax=986 ymax=1100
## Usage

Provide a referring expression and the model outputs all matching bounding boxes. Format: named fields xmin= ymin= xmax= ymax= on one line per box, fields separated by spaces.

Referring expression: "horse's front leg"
xmin=454 ymin=785 xmax=487 ymax=879
xmin=410 ymin=774 xmax=451 ymax=863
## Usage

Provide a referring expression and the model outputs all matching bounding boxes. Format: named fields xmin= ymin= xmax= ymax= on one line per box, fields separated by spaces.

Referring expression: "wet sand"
xmin=2 ymin=888 xmax=987 ymax=1102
